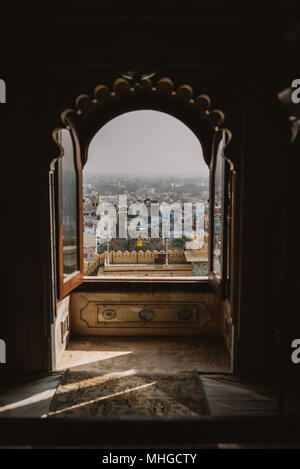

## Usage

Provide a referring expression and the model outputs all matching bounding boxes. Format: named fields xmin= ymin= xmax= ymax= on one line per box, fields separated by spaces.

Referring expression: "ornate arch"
xmin=51 ymin=75 xmax=234 ymax=300
xmin=52 ymin=76 xmax=232 ymax=169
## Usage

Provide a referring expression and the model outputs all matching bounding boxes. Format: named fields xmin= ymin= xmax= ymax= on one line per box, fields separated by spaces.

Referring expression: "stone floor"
xmin=0 ymin=337 xmax=230 ymax=419
xmin=58 ymin=336 xmax=231 ymax=374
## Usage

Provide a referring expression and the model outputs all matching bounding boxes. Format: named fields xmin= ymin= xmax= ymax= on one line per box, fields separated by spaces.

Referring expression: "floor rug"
xmin=49 ymin=370 xmax=210 ymax=418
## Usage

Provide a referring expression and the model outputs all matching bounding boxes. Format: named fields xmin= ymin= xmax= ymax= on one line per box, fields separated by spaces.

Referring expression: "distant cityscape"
xmin=81 ymin=174 xmax=212 ymax=277
xmin=83 ymin=174 xmax=209 ymax=245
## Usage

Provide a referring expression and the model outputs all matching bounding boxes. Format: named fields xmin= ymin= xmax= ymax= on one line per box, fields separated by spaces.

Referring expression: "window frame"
xmin=56 ymin=128 xmax=84 ymax=299
xmin=208 ymin=128 xmax=233 ymax=298
xmin=53 ymin=76 xmax=232 ymax=298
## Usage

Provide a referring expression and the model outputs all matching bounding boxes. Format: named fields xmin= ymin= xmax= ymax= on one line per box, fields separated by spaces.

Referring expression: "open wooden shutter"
xmin=209 ymin=128 xmax=234 ymax=298
xmin=55 ymin=127 xmax=84 ymax=299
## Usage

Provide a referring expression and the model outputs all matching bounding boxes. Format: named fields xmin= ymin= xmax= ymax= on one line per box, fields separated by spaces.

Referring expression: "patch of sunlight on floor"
xmin=58 ymin=350 xmax=133 ymax=370
xmin=49 ymin=380 xmax=157 ymax=416
xmin=0 ymin=390 xmax=54 ymax=414
xmin=66 ymin=369 xmax=137 ymax=387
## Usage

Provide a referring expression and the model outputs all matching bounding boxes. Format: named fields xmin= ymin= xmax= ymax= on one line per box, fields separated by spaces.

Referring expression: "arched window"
xmin=51 ymin=76 xmax=234 ymax=300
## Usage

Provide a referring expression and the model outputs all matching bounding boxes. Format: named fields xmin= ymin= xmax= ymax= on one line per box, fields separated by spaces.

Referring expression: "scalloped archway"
xmin=52 ymin=76 xmax=232 ymax=169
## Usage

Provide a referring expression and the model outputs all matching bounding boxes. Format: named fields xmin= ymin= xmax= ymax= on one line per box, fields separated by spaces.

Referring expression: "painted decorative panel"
xmin=79 ymin=300 xmax=212 ymax=329
xmin=69 ymin=292 xmax=223 ymax=337
xmin=177 ymin=309 xmax=193 ymax=321
xmin=138 ymin=308 xmax=155 ymax=321
xmin=60 ymin=314 xmax=70 ymax=343
xmin=100 ymin=309 xmax=117 ymax=321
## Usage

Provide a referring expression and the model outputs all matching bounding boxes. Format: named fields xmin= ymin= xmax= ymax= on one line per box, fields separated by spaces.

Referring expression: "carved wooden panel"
xmin=69 ymin=292 xmax=223 ymax=336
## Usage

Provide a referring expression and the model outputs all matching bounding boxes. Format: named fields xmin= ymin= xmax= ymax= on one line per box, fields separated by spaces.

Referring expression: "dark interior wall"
xmin=0 ymin=2 xmax=299 ymax=395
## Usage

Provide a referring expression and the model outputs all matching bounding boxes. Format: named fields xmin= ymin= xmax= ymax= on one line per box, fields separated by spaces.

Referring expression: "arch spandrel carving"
xmin=53 ymin=76 xmax=232 ymax=169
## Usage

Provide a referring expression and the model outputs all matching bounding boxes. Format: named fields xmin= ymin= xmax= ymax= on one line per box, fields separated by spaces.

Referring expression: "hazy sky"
xmin=84 ymin=110 xmax=208 ymax=178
